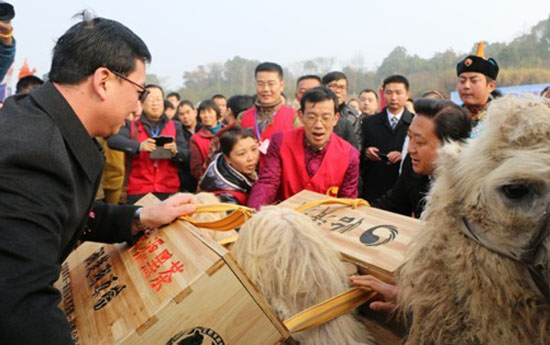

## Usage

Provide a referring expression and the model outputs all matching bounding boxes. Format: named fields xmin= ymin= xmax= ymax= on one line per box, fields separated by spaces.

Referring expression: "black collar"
xmin=30 ymin=82 xmax=104 ymax=183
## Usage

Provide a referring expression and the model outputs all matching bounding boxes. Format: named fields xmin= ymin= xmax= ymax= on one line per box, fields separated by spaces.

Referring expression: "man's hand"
xmin=387 ymin=151 xmax=402 ymax=164
xmin=365 ymin=147 xmax=381 ymax=161
xmin=164 ymin=141 xmax=177 ymax=156
xmin=139 ymin=138 xmax=156 ymax=152
xmin=350 ymin=274 xmax=398 ymax=313
xmin=139 ymin=193 xmax=197 ymax=229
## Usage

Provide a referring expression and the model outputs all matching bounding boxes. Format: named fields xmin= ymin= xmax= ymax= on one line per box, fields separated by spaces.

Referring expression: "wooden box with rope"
xmin=278 ymin=190 xmax=423 ymax=283
xmin=54 ymin=194 xmax=378 ymax=345
xmin=54 ymin=194 xmax=289 ymax=345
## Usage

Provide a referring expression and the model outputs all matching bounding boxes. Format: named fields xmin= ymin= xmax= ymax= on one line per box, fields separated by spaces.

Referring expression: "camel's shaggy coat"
xmin=232 ymin=207 xmax=373 ymax=345
xmin=397 ymin=96 xmax=550 ymax=344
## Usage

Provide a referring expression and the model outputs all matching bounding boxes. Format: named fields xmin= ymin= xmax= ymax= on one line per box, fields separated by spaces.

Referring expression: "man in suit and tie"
xmin=360 ymin=75 xmax=413 ymax=202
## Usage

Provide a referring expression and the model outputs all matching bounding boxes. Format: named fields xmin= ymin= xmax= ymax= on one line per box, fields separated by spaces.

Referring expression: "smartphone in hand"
xmin=378 ymin=152 xmax=389 ymax=162
xmin=154 ymin=136 xmax=174 ymax=146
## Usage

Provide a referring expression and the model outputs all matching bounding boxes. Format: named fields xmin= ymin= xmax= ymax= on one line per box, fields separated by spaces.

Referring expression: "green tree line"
xmin=150 ymin=14 xmax=550 ymax=103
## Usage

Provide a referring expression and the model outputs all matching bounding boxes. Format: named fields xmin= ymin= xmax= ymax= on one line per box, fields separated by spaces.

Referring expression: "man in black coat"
xmin=371 ymin=98 xmax=471 ymax=218
xmin=0 ymin=14 xmax=196 ymax=345
xmin=361 ymin=75 xmax=413 ymax=202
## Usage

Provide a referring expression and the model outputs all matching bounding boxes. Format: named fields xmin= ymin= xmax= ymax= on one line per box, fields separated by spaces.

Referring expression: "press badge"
xmin=259 ymin=139 xmax=270 ymax=155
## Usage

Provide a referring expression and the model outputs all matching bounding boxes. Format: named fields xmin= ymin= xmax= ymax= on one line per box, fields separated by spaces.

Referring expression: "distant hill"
xmin=156 ymin=14 xmax=550 ymax=103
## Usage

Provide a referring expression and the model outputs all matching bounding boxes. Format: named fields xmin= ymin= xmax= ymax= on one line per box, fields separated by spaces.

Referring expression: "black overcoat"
xmin=0 ymin=82 xmax=139 ymax=344
xmin=360 ymin=107 xmax=413 ymax=201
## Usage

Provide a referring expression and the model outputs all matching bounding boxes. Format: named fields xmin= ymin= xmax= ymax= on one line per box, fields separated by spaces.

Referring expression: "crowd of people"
xmin=88 ymin=42 xmax=550 ymax=221
xmin=1 ymin=8 xmax=550 ymax=344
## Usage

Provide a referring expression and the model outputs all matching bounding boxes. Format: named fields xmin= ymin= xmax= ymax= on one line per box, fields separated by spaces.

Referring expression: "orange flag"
xmin=18 ymin=59 xmax=37 ymax=80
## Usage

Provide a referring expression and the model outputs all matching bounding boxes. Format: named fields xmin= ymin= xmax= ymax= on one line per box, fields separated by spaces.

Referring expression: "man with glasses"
xmin=248 ymin=87 xmax=359 ymax=209
xmin=322 ymin=71 xmax=360 ymax=148
xmin=0 ymin=13 xmax=196 ymax=344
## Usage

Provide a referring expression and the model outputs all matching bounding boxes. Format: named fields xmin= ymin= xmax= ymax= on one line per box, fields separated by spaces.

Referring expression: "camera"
xmin=0 ymin=1 xmax=14 ymax=22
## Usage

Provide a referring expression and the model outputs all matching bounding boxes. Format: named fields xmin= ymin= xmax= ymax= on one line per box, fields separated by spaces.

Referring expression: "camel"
xmin=232 ymin=206 xmax=373 ymax=345
xmin=397 ymin=95 xmax=550 ymax=344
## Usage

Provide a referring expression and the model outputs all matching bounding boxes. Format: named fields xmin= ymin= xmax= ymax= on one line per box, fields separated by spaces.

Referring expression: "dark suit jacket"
xmin=0 ymin=82 xmax=139 ymax=345
xmin=360 ymin=107 xmax=413 ymax=202
xmin=371 ymin=155 xmax=430 ymax=218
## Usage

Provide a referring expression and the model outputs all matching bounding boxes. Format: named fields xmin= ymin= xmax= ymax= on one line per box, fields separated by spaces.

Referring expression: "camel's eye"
xmin=501 ymin=183 xmax=532 ymax=200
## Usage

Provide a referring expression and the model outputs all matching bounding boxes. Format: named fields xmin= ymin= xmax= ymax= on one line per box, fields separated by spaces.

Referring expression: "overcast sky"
xmin=11 ymin=0 xmax=550 ymax=89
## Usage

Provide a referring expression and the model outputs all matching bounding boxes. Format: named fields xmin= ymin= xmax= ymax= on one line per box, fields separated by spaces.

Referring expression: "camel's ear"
xmin=434 ymin=141 xmax=464 ymax=180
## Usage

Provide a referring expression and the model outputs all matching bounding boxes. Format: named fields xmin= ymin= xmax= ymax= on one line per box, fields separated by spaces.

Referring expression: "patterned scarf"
xmin=254 ymin=97 xmax=283 ymax=128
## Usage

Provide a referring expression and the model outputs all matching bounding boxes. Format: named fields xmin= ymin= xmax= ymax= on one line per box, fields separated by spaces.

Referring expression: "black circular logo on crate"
xmin=359 ymin=225 xmax=398 ymax=247
xmin=166 ymin=327 xmax=225 ymax=345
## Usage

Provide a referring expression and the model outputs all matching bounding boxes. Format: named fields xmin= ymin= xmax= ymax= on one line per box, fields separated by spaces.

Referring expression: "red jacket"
xmin=240 ymin=105 xmax=295 ymax=142
xmin=127 ymin=120 xmax=180 ymax=195
xmin=280 ymin=127 xmax=351 ymax=199
xmin=190 ymin=126 xmax=215 ymax=180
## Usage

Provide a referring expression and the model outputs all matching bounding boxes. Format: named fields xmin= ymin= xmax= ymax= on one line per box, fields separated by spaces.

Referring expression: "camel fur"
xmin=231 ymin=206 xmax=373 ymax=345
xmin=397 ymin=95 xmax=550 ymax=344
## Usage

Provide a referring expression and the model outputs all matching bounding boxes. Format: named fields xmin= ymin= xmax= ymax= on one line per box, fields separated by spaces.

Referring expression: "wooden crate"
xmin=55 ymin=197 xmax=288 ymax=345
xmin=278 ymin=190 xmax=423 ymax=282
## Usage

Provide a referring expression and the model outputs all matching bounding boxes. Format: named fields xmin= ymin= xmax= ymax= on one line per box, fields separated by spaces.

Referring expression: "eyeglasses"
xmin=110 ymin=70 xmax=150 ymax=102
xmin=303 ymin=114 xmax=335 ymax=125
xmin=326 ymin=82 xmax=347 ymax=91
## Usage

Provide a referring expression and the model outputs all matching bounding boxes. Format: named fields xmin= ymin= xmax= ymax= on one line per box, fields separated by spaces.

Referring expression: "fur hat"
xmin=456 ymin=42 xmax=499 ymax=80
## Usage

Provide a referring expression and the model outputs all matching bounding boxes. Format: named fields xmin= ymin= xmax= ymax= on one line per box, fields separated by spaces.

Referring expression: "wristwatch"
xmin=132 ymin=207 xmax=151 ymax=233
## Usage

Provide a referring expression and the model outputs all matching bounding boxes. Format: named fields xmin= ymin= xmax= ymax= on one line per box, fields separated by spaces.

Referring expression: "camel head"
xmin=433 ymin=95 xmax=550 ymax=300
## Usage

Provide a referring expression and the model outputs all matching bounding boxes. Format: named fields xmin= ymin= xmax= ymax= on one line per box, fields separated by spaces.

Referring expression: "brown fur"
xmin=232 ymin=206 xmax=373 ymax=345
xmin=397 ymin=96 xmax=550 ymax=344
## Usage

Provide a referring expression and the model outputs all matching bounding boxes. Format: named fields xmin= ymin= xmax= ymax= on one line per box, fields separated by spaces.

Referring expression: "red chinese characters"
xmin=130 ymin=235 xmax=184 ymax=292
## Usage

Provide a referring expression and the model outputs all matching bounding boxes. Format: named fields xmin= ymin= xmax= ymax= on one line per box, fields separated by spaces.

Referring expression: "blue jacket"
xmin=0 ymin=38 xmax=15 ymax=82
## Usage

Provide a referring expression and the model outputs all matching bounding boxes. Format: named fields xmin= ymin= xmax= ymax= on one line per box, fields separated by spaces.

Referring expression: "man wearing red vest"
xmin=239 ymin=62 xmax=295 ymax=158
xmin=248 ymin=87 xmax=359 ymax=209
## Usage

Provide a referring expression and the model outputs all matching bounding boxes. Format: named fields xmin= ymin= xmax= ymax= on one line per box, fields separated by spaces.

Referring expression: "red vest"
xmin=191 ymin=127 xmax=214 ymax=161
xmin=279 ymin=127 xmax=351 ymax=199
xmin=127 ymin=120 xmax=180 ymax=195
xmin=240 ymin=105 xmax=295 ymax=142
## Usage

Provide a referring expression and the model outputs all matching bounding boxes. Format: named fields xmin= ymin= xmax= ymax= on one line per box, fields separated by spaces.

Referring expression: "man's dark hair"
xmin=491 ymin=89 xmax=503 ymax=99
xmin=300 ymin=86 xmax=339 ymax=114
xmin=219 ymin=126 xmax=256 ymax=156
xmin=297 ymin=75 xmax=321 ymax=86
xmin=164 ymin=100 xmax=174 ymax=110
xmin=49 ymin=12 xmax=151 ymax=84
xmin=144 ymin=84 xmax=164 ymax=99
xmin=413 ymin=98 xmax=471 ymax=143
xmin=167 ymin=92 xmax=180 ymax=101
xmin=16 ymin=75 xmax=44 ymax=94
xmin=177 ymin=99 xmax=195 ymax=111
xmin=359 ymin=88 xmax=379 ymax=100
xmin=540 ymin=86 xmax=550 ymax=97
xmin=197 ymin=99 xmax=221 ymax=120
xmin=322 ymin=71 xmax=347 ymax=86
xmin=227 ymin=95 xmax=255 ymax=116
xmin=421 ymin=89 xmax=445 ymax=99
xmin=382 ymin=75 xmax=409 ymax=91
xmin=255 ymin=62 xmax=283 ymax=79
xmin=211 ymin=94 xmax=226 ymax=101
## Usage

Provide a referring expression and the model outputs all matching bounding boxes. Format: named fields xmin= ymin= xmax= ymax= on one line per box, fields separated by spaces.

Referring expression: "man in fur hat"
xmin=456 ymin=42 xmax=499 ymax=130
